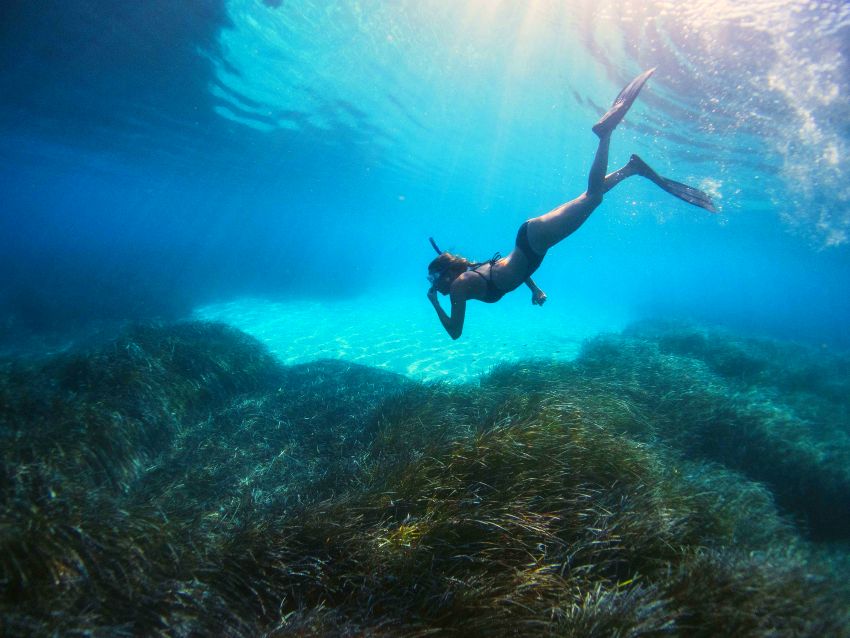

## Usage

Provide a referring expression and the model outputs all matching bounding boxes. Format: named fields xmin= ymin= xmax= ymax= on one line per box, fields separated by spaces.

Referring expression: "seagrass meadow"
xmin=5 ymin=2 xmax=850 ymax=635
xmin=1 ymin=320 xmax=849 ymax=636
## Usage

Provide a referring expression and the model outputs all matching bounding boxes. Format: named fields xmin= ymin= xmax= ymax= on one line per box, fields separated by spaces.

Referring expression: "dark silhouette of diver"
xmin=427 ymin=68 xmax=716 ymax=340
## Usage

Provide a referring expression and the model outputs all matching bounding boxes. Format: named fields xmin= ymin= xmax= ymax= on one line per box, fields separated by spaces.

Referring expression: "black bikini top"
xmin=469 ymin=254 xmax=504 ymax=304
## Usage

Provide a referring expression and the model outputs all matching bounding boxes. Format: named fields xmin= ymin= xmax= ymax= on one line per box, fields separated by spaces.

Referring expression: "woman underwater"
xmin=427 ymin=68 xmax=716 ymax=340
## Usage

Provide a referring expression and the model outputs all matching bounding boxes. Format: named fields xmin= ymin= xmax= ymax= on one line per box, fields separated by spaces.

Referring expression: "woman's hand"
xmin=427 ymin=286 xmax=439 ymax=305
xmin=532 ymin=289 xmax=547 ymax=306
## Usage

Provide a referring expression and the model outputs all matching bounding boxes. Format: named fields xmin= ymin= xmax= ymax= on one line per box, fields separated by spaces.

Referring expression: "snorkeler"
xmin=427 ymin=68 xmax=716 ymax=340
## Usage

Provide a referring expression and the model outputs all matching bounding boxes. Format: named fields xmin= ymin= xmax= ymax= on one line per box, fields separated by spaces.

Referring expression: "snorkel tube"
xmin=427 ymin=237 xmax=443 ymax=293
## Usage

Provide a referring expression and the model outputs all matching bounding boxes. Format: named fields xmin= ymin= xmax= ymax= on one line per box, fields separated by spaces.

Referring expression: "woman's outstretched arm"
xmin=427 ymin=286 xmax=467 ymax=340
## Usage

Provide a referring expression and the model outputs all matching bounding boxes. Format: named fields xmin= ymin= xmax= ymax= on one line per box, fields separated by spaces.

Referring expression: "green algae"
xmin=1 ymin=320 xmax=848 ymax=636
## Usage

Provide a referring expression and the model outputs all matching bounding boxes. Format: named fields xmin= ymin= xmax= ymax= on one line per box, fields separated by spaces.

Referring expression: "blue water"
xmin=2 ymin=0 xmax=850 ymax=364
xmin=4 ymin=4 xmax=850 ymax=633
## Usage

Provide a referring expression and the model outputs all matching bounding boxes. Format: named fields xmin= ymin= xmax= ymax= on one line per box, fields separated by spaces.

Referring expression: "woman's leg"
xmin=525 ymin=150 xmax=649 ymax=254
xmin=527 ymin=151 xmax=714 ymax=255
xmin=524 ymin=68 xmax=659 ymax=254
xmin=601 ymin=155 xmax=642 ymax=193
xmin=587 ymin=133 xmax=611 ymax=198
xmin=526 ymin=133 xmax=622 ymax=253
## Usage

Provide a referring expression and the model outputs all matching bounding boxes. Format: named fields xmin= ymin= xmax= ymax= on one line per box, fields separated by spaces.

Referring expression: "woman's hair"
xmin=428 ymin=252 xmax=473 ymax=277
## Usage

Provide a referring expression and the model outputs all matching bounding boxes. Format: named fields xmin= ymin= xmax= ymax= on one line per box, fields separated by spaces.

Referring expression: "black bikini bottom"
xmin=516 ymin=221 xmax=546 ymax=277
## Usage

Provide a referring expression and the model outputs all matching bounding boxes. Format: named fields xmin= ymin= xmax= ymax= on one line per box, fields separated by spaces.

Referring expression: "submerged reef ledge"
xmin=1 ymin=321 xmax=849 ymax=636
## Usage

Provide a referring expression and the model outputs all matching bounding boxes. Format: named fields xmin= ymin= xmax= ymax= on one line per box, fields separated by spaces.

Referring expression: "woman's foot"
xmin=592 ymin=67 xmax=656 ymax=138
xmin=628 ymin=153 xmax=654 ymax=178
xmin=630 ymin=154 xmax=717 ymax=212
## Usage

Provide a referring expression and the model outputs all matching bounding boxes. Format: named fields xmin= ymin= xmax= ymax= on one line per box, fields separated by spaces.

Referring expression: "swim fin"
xmin=630 ymin=154 xmax=717 ymax=212
xmin=592 ymin=67 xmax=657 ymax=138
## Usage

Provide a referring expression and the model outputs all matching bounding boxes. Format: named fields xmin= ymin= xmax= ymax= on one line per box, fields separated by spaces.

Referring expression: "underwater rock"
xmin=587 ymin=321 xmax=850 ymax=541
xmin=0 ymin=320 xmax=848 ymax=636
xmin=481 ymin=320 xmax=850 ymax=540
xmin=625 ymin=319 xmax=850 ymax=404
